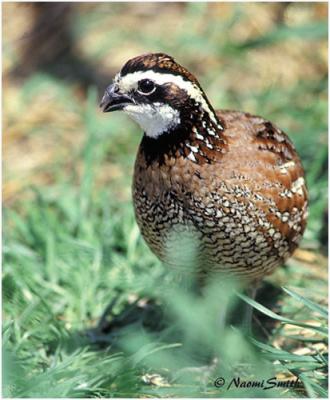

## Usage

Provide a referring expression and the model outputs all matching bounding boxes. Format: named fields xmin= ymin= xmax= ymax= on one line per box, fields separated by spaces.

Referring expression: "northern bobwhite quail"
xmin=100 ymin=53 xmax=308 ymax=284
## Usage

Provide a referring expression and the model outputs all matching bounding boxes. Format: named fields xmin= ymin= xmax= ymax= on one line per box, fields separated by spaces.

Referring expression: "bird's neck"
xmin=140 ymin=106 xmax=226 ymax=166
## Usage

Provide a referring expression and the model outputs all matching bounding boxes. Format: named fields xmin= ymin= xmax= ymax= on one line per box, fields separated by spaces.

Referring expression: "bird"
xmin=100 ymin=52 xmax=308 ymax=288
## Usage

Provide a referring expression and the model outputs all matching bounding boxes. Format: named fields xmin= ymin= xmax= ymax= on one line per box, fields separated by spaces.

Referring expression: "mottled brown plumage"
xmin=101 ymin=53 xmax=308 ymax=283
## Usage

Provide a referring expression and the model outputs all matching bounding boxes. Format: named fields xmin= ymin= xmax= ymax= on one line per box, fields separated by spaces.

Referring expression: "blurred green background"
xmin=3 ymin=2 xmax=328 ymax=398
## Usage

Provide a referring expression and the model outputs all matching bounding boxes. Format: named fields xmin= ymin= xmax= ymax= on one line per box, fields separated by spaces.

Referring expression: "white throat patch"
xmin=123 ymin=102 xmax=180 ymax=138
xmin=115 ymin=70 xmax=221 ymax=128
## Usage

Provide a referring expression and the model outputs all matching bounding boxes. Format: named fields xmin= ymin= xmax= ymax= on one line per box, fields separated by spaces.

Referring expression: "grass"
xmin=3 ymin=2 xmax=328 ymax=398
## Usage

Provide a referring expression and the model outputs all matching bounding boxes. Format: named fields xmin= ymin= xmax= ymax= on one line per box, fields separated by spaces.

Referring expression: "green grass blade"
xmin=282 ymin=287 xmax=328 ymax=319
xmin=238 ymin=293 xmax=327 ymax=335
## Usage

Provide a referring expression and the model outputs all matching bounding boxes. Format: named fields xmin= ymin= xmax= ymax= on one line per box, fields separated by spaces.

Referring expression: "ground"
xmin=3 ymin=3 xmax=328 ymax=398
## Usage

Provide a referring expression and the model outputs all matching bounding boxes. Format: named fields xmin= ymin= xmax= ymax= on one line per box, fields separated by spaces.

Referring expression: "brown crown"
xmin=120 ymin=53 xmax=198 ymax=84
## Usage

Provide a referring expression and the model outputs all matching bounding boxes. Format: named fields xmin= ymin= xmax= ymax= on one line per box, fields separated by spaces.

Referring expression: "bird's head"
xmin=100 ymin=53 xmax=223 ymax=139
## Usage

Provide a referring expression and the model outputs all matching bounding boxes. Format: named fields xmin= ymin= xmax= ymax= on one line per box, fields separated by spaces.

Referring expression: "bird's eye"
xmin=137 ymin=79 xmax=156 ymax=95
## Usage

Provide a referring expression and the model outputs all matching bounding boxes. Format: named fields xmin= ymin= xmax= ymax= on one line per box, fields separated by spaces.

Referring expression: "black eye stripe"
xmin=138 ymin=79 xmax=156 ymax=95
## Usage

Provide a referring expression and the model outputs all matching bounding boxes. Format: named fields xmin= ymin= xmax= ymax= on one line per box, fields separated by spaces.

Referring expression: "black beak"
xmin=100 ymin=84 xmax=133 ymax=112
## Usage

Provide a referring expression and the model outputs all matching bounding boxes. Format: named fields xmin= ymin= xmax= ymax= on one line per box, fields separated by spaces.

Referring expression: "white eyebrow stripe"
xmin=116 ymin=70 xmax=220 ymax=126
